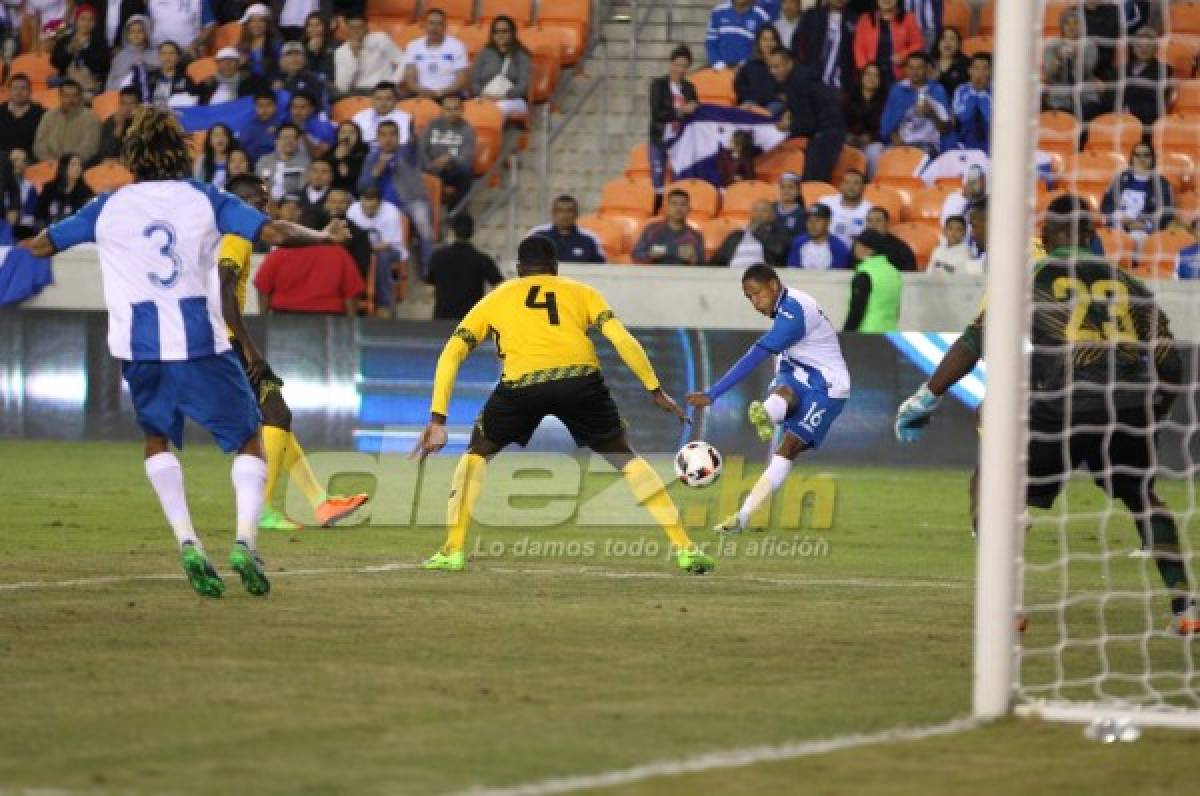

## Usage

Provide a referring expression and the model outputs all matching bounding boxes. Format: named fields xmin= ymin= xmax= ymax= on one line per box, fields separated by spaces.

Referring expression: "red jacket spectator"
xmin=254 ymin=245 xmax=365 ymax=315
xmin=853 ymin=9 xmax=924 ymax=80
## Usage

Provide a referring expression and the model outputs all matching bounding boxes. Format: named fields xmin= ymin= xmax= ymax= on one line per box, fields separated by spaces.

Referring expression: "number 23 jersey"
xmin=47 ymin=179 xmax=266 ymax=362
xmin=452 ymin=274 xmax=614 ymax=385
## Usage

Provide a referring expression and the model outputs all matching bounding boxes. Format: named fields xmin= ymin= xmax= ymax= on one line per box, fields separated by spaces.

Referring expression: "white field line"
xmin=448 ymin=717 xmax=981 ymax=796
xmin=0 ymin=563 xmax=969 ymax=593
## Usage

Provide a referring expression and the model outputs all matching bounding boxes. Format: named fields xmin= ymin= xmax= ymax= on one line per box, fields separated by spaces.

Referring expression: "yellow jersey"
xmin=431 ymin=274 xmax=660 ymax=417
xmin=217 ymin=233 xmax=254 ymax=338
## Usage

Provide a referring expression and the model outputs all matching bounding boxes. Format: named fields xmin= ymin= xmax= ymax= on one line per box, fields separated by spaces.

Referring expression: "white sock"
xmin=231 ymin=454 xmax=268 ymax=549
xmin=763 ymin=393 xmax=788 ymax=424
xmin=737 ymin=455 xmax=793 ymax=529
xmin=144 ymin=452 xmax=200 ymax=550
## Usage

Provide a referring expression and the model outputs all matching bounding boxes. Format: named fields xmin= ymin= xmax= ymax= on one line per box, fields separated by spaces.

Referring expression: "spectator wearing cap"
xmin=402 ymin=8 xmax=469 ymax=102
xmin=774 ymin=172 xmax=807 ymax=239
xmin=106 ymin=15 xmax=159 ymax=93
xmin=359 ymin=119 xmax=435 ymax=277
xmin=287 ymin=92 xmax=337 ymax=158
xmin=768 ymin=48 xmax=846 ymax=184
xmin=348 ymin=186 xmax=410 ymax=316
xmin=33 ymin=79 xmax=102 ymax=164
xmin=256 ymin=122 xmax=312 ymax=200
xmin=713 ymin=199 xmax=791 ymax=268
xmin=276 ymin=39 xmax=329 ymax=109
xmin=352 ymin=82 xmax=413 ymax=146
xmin=470 ymin=15 xmax=532 ymax=122
xmin=254 ymin=240 xmax=365 ymax=317
xmin=705 ymin=0 xmax=772 ymax=72
xmin=240 ymin=91 xmax=282 ymax=162
xmin=631 ymin=189 xmax=706 ymax=265
xmin=881 ymin=52 xmax=952 ymax=156
xmin=334 ymin=13 xmax=405 ymax=97
xmin=200 ymin=46 xmax=270 ymax=104
xmin=787 ymin=203 xmax=852 ymax=269
xmin=238 ymin=4 xmax=282 ymax=79
xmin=0 ymin=76 xmax=46 ymax=161
xmin=421 ymin=93 xmax=476 ymax=203
xmin=148 ymin=0 xmax=215 ymax=58
xmin=299 ymin=158 xmax=334 ymax=228
xmin=844 ymin=228 xmax=902 ymax=333
xmin=51 ymin=5 xmax=112 ymax=98
xmin=865 ymin=206 xmax=917 ymax=272
xmin=526 ymin=195 xmax=606 ymax=264
xmin=145 ymin=40 xmax=201 ymax=107
xmin=90 ymin=85 xmax=141 ymax=167
xmin=426 ymin=213 xmax=504 ymax=322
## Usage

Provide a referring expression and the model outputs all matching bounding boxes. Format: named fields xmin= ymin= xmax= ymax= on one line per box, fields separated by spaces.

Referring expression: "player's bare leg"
xmin=422 ymin=428 xmax=501 ymax=571
xmin=229 ymin=432 xmax=271 ymax=596
xmin=142 ymin=434 xmax=225 ymax=597
xmin=592 ymin=433 xmax=715 ymax=574
xmin=747 ymin=384 xmax=795 ymax=443
xmin=716 ymin=429 xmax=809 ymax=535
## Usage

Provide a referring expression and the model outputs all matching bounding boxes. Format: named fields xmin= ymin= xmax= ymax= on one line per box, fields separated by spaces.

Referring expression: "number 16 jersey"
xmin=47 ymin=180 xmax=267 ymax=362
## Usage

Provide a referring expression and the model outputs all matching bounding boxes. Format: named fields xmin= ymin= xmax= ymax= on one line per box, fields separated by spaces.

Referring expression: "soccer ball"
xmin=674 ymin=441 xmax=724 ymax=488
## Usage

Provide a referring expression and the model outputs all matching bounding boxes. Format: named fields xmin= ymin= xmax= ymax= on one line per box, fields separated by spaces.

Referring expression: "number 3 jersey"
xmin=46 ymin=180 xmax=267 ymax=362
xmin=959 ymin=246 xmax=1181 ymax=425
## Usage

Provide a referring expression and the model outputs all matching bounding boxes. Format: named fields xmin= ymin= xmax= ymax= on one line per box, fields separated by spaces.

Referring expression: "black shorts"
xmin=476 ymin=371 xmax=625 ymax=449
xmin=1026 ymin=406 xmax=1156 ymax=509
xmin=229 ymin=338 xmax=285 ymax=406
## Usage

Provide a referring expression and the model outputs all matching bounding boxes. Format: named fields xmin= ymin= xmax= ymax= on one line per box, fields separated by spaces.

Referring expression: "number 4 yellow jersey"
xmin=431 ymin=274 xmax=661 ymax=417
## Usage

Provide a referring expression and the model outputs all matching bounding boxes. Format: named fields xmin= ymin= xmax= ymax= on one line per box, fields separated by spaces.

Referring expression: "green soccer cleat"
xmin=258 ymin=505 xmax=302 ymax=531
xmin=747 ymin=400 xmax=775 ymax=442
xmin=421 ymin=550 xmax=467 ymax=571
xmin=676 ymin=548 xmax=716 ymax=575
xmin=713 ymin=513 xmax=744 ymax=535
xmin=180 ymin=542 xmax=225 ymax=598
xmin=229 ymin=542 xmax=271 ymax=596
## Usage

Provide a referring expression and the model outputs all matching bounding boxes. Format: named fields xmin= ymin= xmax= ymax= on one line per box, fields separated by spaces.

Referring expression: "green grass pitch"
xmin=1 ymin=440 xmax=1198 ymax=794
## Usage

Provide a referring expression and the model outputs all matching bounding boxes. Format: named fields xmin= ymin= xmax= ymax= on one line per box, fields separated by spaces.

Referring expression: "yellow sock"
xmin=261 ymin=426 xmax=291 ymax=508
xmin=444 ymin=453 xmax=487 ymax=554
xmin=285 ymin=433 xmax=327 ymax=507
xmin=622 ymin=457 xmax=695 ymax=552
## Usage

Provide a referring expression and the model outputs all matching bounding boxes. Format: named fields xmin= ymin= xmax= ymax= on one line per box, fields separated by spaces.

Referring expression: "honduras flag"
xmin=176 ymin=90 xmax=291 ymax=139
xmin=668 ymin=104 xmax=788 ymax=187
xmin=887 ymin=332 xmax=987 ymax=410
xmin=0 ymin=241 xmax=53 ymax=307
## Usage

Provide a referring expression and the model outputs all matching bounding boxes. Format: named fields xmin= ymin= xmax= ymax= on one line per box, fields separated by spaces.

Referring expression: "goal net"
xmin=977 ymin=0 xmax=1200 ymax=728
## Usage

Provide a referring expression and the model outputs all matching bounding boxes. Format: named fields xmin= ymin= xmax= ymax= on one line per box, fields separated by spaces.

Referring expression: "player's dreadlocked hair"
xmin=122 ymin=106 xmax=194 ymax=182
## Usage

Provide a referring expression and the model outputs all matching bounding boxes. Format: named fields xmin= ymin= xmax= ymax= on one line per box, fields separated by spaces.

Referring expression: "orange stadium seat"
xmin=978 ymin=0 xmax=995 ymax=35
xmin=90 ymin=90 xmax=120 ymax=121
xmin=479 ymin=0 xmax=533 ymax=26
xmin=24 ymin=160 xmax=57 ymax=191
xmin=437 ymin=0 xmax=476 ymax=23
xmin=1084 ymin=112 xmax=1143 ymax=157
xmin=422 ymin=173 xmax=442 ymax=236
xmin=1038 ymin=110 xmax=1082 ymax=161
xmin=1161 ymin=37 xmax=1199 ymax=79
xmin=755 ymin=149 xmax=805 ymax=183
xmin=371 ymin=0 xmax=422 ymax=23
xmin=1153 ymin=113 xmax=1200 ymax=159
xmin=908 ymin=186 xmax=953 ymax=228
xmin=455 ymin=24 xmax=489 ymax=60
xmin=211 ymin=22 xmax=241 ymax=53
xmin=864 ymin=184 xmax=904 ymax=223
xmin=690 ymin=68 xmax=736 ymax=105
xmin=961 ymin=35 xmax=992 ymax=57
xmin=537 ymin=0 xmax=590 ymax=65
xmin=1175 ymin=191 xmax=1200 ymax=225
xmin=983 ymin=0 xmax=1069 ymax=37
xmin=1094 ymin=226 xmax=1137 ymax=272
xmin=1175 ymin=80 xmax=1200 ymax=113
xmin=31 ymin=87 xmax=59 ymax=110
xmin=522 ymin=27 xmax=563 ymax=104
xmin=664 ymin=178 xmax=720 ymax=219
xmin=891 ymin=223 xmax=940 ymax=271
xmin=876 ymin=146 xmax=928 ymax=192
xmin=1061 ymin=151 xmax=1126 ymax=199
xmin=577 ymin=214 xmax=627 ymax=261
xmin=1168 ymin=1 xmax=1200 ymax=35
xmin=1138 ymin=229 xmax=1197 ymax=278
xmin=399 ymin=96 xmax=442 ymax=133
xmin=332 ymin=96 xmax=371 ymax=122
xmin=599 ymin=176 xmax=656 ymax=217
xmin=464 ymin=99 xmax=503 ymax=174
xmin=721 ymin=180 xmax=779 ymax=222
xmin=943 ymin=0 xmax=971 ymax=36
xmin=187 ymin=56 xmax=217 ymax=84
xmin=624 ymin=143 xmax=651 ymax=180
xmin=801 ymin=181 xmax=837 ymax=207
xmin=10 ymin=53 xmax=54 ymax=88
xmin=600 ymin=212 xmax=650 ymax=254
xmin=1160 ymin=151 xmax=1195 ymax=196
xmin=831 ymin=146 xmax=868 ymax=185
xmin=386 ymin=22 xmax=424 ymax=49
xmin=699 ymin=217 xmax=738 ymax=261
xmin=84 ymin=161 xmax=134 ymax=193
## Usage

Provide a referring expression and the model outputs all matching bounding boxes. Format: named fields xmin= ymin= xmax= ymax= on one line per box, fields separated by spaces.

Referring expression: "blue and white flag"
xmin=176 ymin=90 xmax=291 ymax=139
xmin=668 ymin=104 xmax=788 ymax=187
xmin=0 ymin=244 xmax=53 ymax=307
xmin=887 ymin=331 xmax=987 ymax=410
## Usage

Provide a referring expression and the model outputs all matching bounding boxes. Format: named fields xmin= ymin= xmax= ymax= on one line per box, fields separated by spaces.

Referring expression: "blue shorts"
xmin=122 ymin=350 xmax=262 ymax=453
xmin=772 ymin=370 xmax=846 ymax=450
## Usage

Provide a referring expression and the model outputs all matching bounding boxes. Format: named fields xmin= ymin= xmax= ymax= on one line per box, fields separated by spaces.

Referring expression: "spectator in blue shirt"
xmin=1101 ymin=143 xmax=1175 ymax=245
xmin=706 ymin=0 xmax=773 ymax=70
xmin=288 ymin=92 xmax=337 ymax=160
xmin=527 ymin=195 xmax=607 ymax=263
xmin=787 ymin=204 xmax=852 ymax=269
xmin=952 ymin=53 xmax=992 ymax=152
xmin=881 ymin=52 xmax=953 ymax=155
xmin=239 ymin=91 xmax=281 ymax=163
xmin=1176 ymin=232 xmax=1200 ymax=280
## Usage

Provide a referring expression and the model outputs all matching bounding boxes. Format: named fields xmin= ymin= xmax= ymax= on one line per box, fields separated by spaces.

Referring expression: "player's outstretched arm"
xmin=685 ymin=343 xmax=772 ymax=409
xmin=598 ymin=316 xmax=686 ymax=423
xmin=259 ymin=218 xmax=351 ymax=249
xmin=412 ymin=328 xmax=477 ymax=460
xmin=894 ymin=330 xmax=982 ymax=443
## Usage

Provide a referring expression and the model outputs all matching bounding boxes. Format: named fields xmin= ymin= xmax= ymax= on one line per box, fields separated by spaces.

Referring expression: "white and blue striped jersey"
xmin=48 ymin=179 xmax=267 ymax=362
xmin=758 ymin=288 xmax=851 ymax=399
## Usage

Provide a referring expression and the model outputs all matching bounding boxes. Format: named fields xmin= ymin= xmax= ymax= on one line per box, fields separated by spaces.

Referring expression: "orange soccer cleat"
xmin=315 ymin=493 xmax=370 ymax=527
xmin=1170 ymin=610 xmax=1200 ymax=637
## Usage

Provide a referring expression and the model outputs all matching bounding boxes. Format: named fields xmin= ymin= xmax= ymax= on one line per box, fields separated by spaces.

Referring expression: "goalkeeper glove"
xmin=895 ymin=384 xmax=942 ymax=444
